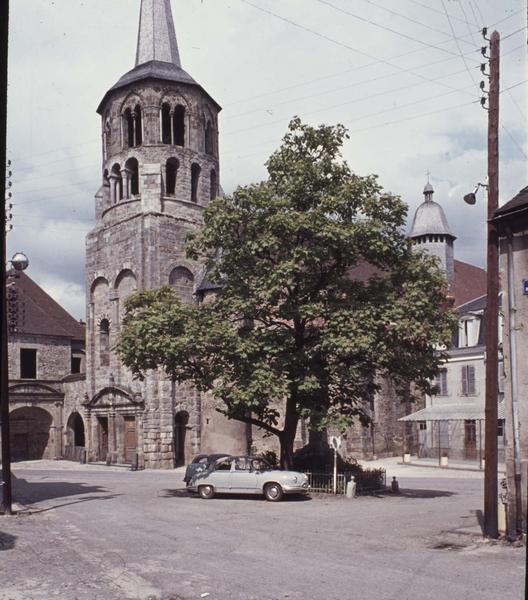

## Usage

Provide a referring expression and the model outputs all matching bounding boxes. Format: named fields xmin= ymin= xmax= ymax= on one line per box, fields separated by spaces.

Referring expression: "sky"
xmin=6 ymin=0 xmax=527 ymax=319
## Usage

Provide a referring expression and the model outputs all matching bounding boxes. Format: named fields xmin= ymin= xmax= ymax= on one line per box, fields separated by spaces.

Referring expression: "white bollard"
xmin=346 ymin=476 xmax=356 ymax=499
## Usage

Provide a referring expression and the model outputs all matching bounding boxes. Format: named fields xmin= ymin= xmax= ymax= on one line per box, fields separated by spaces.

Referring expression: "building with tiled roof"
xmin=400 ymin=181 xmax=502 ymax=465
xmin=5 ymin=270 xmax=86 ymax=461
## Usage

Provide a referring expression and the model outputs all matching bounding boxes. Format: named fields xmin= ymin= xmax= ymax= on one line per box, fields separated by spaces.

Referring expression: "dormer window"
xmin=459 ymin=316 xmax=481 ymax=347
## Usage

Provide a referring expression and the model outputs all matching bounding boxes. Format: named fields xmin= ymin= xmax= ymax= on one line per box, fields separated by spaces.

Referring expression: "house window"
xmin=20 ymin=348 xmax=37 ymax=379
xmin=71 ymin=356 xmax=82 ymax=374
xmin=418 ymin=421 xmax=427 ymax=431
xmin=461 ymin=365 xmax=476 ymax=395
xmin=497 ymin=419 xmax=505 ymax=437
xmin=459 ymin=317 xmax=480 ymax=347
xmin=434 ymin=369 xmax=448 ymax=396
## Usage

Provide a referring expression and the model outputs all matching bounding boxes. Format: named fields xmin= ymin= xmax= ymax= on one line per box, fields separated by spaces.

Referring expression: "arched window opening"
xmin=174 ymin=105 xmax=185 ymax=146
xmin=191 ymin=163 xmax=201 ymax=203
xmin=110 ymin=163 xmax=122 ymax=203
xmin=161 ymin=103 xmax=171 ymax=144
xmin=166 ymin=158 xmax=179 ymax=196
xmin=103 ymin=169 xmax=110 ymax=187
xmin=210 ymin=169 xmax=217 ymax=201
xmin=205 ymin=121 xmax=214 ymax=156
xmin=124 ymin=108 xmax=134 ymax=148
xmin=169 ymin=267 xmax=194 ymax=303
xmin=125 ymin=158 xmax=139 ymax=197
xmin=99 ymin=319 xmax=110 ymax=366
xmin=134 ymin=104 xmax=143 ymax=146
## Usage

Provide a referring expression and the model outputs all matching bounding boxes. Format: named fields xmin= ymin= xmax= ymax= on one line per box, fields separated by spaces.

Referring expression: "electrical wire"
xmin=315 ymin=0 xmax=480 ymax=60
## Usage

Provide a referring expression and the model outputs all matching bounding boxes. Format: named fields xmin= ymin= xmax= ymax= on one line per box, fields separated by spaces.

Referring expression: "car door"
xmin=228 ymin=457 xmax=259 ymax=493
xmin=203 ymin=457 xmax=232 ymax=492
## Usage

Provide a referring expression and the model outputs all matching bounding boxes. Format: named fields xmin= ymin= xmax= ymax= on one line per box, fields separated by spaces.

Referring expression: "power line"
xmin=359 ymin=0 xmax=477 ymax=46
xmin=315 ymin=0 xmax=480 ymax=60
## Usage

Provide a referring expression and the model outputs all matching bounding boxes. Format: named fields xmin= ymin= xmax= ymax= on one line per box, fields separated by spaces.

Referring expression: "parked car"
xmin=187 ymin=455 xmax=310 ymax=501
xmin=183 ymin=453 xmax=231 ymax=486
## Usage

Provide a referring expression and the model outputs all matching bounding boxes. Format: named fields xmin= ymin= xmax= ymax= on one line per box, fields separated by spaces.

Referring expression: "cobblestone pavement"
xmin=0 ymin=459 xmax=524 ymax=600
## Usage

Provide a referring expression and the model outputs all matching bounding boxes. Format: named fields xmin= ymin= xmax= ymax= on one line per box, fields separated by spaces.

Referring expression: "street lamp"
xmin=0 ymin=252 xmax=29 ymax=515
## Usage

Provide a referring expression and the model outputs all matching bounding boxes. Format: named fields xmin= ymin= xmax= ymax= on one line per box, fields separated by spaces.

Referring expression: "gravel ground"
xmin=0 ymin=459 xmax=524 ymax=600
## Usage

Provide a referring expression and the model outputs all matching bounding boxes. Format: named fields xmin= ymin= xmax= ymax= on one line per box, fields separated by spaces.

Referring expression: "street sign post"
xmin=330 ymin=436 xmax=342 ymax=494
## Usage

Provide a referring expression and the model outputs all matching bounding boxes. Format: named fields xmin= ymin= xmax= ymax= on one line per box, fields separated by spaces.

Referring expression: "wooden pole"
xmin=0 ymin=0 xmax=11 ymax=515
xmin=483 ymin=30 xmax=500 ymax=539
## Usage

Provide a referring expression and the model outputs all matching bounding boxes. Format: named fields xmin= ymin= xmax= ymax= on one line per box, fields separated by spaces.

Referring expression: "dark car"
xmin=183 ymin=453 xmax=231 ymax=486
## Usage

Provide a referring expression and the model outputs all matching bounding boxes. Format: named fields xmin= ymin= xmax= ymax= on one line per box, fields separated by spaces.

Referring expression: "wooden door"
xmin=464 ymin=420 xmax=477 ymax=460
xmin=124 ymin=416 xmax=137 ymax=464
xmin=98 ymin=417 xmax=108 ymax=461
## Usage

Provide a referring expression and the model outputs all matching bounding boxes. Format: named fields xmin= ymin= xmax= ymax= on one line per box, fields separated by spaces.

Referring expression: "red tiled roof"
xmin=8 ymin=271 xmax=85 ymax=341
xmin=452 ymin=260 xmax=487 ymax=308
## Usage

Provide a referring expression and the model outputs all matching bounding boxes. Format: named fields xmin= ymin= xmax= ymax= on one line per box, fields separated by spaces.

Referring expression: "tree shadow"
xmin=0 ymin=531 xmax=17 ymax=551
xmin=375 ymin=488 xmax=456 ymax=499
xmin=12 ymin=473 xmax=119 ymax=508
xmin=159 ymin=489 xmax=311 ymax=502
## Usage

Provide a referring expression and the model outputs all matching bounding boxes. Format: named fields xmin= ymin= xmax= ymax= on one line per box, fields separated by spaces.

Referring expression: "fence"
xmin=304 ymin=468 xmax=386 ymax=495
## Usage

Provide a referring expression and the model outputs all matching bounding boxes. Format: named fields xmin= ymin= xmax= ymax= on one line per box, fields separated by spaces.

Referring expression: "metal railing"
xmin=304 ymin=469 xmax=386 ymax=495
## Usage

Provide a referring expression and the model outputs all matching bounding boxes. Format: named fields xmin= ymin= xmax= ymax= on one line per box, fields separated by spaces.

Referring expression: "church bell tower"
xmin=83 ymin=0 xmax=231 ymax=469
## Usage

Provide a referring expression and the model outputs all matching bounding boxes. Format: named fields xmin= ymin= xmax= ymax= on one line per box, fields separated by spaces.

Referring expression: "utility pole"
xmin=0 ymin=0 xmax=10 ymax=515
xmin=483 ymin=29 xmax=500 ymax=539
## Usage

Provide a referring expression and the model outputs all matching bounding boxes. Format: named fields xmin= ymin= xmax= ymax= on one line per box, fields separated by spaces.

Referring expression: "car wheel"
xmin=198 ymin=485 xmax=214 ymax=499
xmin=264 ymin=482 xmax=283 ymax=502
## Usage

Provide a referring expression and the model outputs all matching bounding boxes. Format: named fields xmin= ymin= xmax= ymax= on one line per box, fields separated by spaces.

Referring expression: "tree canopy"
xmin=117 ymin=118 xmax=456 ymax=468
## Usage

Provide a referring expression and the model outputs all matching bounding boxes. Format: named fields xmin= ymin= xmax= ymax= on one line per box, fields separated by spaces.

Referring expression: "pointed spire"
xmin=135 ymin=0 xmax=181 ymax=67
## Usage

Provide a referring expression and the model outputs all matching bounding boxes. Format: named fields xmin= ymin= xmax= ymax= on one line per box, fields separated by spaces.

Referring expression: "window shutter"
xmin=468 ymin=365 xmax=476 ymax=394
xmin=461 ymin=366 xmax=468 ymax=395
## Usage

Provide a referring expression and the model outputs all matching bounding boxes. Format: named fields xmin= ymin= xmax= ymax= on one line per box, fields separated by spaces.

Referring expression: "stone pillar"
xmin=170 ymin=111 xmax=174 ymax=145
xmin=132 ymin=114 xmax=137 ymax=147
xmin=91 ymin=416 xmax=100 ymax=461
xmin=85 ymin=412 xmax=92 ymax=461
xmin=54 ymin=401 xmax=63 ymax=459
xmin=109 ymin=173 xmax=119 ymax=204
xmin=108 ymin=410 xmax=116 ymax=462
xmin=121 ymin=169 xmax=131 ymax=200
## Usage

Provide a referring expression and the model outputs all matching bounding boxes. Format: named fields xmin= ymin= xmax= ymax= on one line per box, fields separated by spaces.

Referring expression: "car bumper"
xmin=282 ymin=483 xmax=310 ymax=494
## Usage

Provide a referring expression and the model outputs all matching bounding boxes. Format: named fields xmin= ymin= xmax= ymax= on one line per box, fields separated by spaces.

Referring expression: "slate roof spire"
xmin=135 ymin=0 xmax=181 ymax=67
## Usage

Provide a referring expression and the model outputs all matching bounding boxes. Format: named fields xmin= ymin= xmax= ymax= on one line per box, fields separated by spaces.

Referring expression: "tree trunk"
xmin=280 ymin=395 xmax=299 ymax=469
xmin=279 ymin=432 xmax=295 ymax=470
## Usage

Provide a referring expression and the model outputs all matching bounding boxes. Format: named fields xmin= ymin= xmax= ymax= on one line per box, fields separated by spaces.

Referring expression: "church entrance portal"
xmin=174 ymin=411 xmax=189 ymax=467
xmin=10 ymin=407 xmax=53 ymax=461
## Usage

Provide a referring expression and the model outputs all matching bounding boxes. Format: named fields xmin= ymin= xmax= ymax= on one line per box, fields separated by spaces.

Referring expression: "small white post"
xmin=333 ymin=448 xmax=337 ymax=494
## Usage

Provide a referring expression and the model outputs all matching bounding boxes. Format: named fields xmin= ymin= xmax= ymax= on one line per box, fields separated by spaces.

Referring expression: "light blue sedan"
xmin=188 ymin=455 xmax=310 ymax=501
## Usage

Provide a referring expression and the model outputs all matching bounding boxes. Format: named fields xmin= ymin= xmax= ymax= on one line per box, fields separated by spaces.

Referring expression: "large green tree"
xmin=117 ymin=118 xmax=455 ymax=468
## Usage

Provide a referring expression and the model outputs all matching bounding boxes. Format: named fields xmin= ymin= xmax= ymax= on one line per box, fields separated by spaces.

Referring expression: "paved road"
xmin=0 ymin=460 xmax=524 ymax=600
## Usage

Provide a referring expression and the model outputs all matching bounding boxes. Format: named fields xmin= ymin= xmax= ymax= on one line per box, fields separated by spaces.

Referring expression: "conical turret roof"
xmin=409 ymin=183 xmax=456 ymax=239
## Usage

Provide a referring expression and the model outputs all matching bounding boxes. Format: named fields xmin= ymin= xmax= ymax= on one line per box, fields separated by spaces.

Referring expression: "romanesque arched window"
xmin=166 ymin=158 xmax=179 ymax=196
xmin=191 ymin=163 xmax=201 ymax=203
xmin=110 ymin=163 xmax=122 ymax=203
xmin=134 ymin=105 xmax=143 ymax=146
xmin=205 ymin=120 xmax=214 ymax=156
xmin=125 ymin=157 xmax=139 ymax=197
xmin=174 ymin=105 xmax=185 ymax=146
xmin=99 ymin=319 xmax=110 ymax=366
xmin=210 ymin=169 xmax=217 ymax=201
xmin=169 ymin=267 xmax=194 ymax=303
xmin=124 ymin=108 xmax=134 ymax=148
xmin=161 ymin=103 xmax=172 ymax=144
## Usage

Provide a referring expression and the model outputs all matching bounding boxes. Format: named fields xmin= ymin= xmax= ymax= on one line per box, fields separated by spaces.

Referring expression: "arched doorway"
xmin=67 ymin=412 xmax=85 ymax=447
xmin=174 ymin=411 xmax=189 ymax=467
xmin=10 ymin=406 xmax=53 ymax=461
